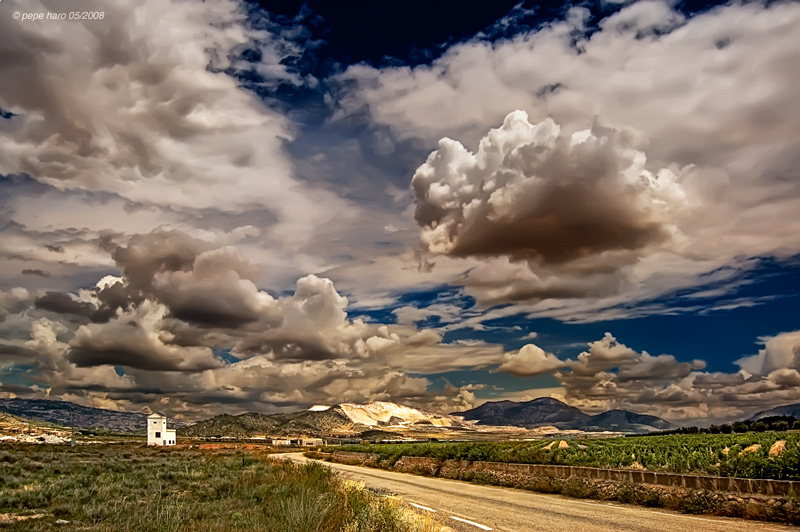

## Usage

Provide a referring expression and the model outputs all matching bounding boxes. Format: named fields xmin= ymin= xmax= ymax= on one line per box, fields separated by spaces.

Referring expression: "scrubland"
xmin=0 ymin=444 xmax=449 ymax=531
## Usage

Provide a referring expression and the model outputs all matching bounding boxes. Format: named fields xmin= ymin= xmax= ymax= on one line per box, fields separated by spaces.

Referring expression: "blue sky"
xmin=0 ymin=0 xmax=799 ymax=423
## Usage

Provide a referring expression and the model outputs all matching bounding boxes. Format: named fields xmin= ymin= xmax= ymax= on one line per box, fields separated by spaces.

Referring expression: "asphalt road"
xmin=283 ymin=453 xmax=795 ymax=532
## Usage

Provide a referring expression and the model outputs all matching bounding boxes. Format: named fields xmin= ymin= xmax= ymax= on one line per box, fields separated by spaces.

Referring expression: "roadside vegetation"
xmin=0 ymin=444 xmax=449 ymax=531
xmin=335 ymin=431 xmax=800 ymax=480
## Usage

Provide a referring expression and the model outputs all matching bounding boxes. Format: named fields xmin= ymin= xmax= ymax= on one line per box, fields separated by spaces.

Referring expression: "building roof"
xmin=147 ymin=412 xmax=166 ymax=419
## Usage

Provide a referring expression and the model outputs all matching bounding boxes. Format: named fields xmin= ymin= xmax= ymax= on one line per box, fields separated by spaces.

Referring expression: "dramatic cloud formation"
xmin=0 ymin=0 xmax=307 ymax=213
xmin=413 ymin=111 xmax=685 ymax=262
xmin=0 ymin=0 xmax=352 ymax=297
xmin=0 ymin=230 xmax=512 ymax=417
xmin=412 ymin=110 xmax=691 ymax=303
xmin=341 ymin=0 xmax=800 ymax=312
xmin=1 ymin=0 xmax=798 ymax=423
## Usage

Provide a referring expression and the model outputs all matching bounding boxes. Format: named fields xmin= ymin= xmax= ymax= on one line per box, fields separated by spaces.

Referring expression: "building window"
xmin=155 ymin=431 xmax=161 ymax=438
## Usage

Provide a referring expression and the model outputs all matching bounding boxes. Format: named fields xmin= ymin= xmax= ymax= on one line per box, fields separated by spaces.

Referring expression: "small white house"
xmin=147 ymin=413 xmax=176 ymax=446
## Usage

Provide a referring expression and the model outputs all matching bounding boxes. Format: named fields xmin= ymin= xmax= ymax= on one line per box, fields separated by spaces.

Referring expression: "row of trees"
xmin=652 ymin=416 xmax=799 ymax=436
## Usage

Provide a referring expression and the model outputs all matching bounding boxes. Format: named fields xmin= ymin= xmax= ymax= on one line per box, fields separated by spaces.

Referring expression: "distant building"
xmin=147 ymin=413 xmax=176 ymax=446
xmin=270 ymin=437 xmax=325 ymax=446
xmin=327 ymin=437 xmax=363 ymax=445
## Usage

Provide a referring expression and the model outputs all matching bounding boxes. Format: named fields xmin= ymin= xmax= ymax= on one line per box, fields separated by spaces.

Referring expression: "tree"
xmin=772 ymin=420 xmax=789 ymax=432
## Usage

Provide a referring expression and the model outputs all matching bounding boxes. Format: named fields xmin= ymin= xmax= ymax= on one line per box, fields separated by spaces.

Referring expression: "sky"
xmin=0 ymin=0 xmax=798 ymax=424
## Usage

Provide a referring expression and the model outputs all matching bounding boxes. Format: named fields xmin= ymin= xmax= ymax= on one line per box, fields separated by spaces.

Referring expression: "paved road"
xmin=283 ymin=453 xmax=794 ymax=532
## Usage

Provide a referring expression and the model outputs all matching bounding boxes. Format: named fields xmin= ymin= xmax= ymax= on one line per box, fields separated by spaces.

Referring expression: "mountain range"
xmin=180 ymin=401 xmax=469 ymax=438
xmin=455 ymin=397 xmax=675 ymax=432
xmin=0 ymin=397 xmax=675 ymax=437
xmin=0 ymin=399 xmax=189 ymax=433
xmin=748 ymin=403 xmax=800 ymax=421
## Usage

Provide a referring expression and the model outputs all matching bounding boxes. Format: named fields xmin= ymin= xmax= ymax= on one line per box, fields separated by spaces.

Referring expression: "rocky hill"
xmin=0 ymin=411 xmax=61 ymax=431
xmin=180 ymin=407 xmax=355 ymax=438
xmin=336 ymin=402 xmax=467 ymax=427
xmin=456 ymin=398 xmax=673 ymax=432
xmin=0 ymin=399 xmax=189 ymax=433
xmin=178 ymin=413 xmax=281 ymax=438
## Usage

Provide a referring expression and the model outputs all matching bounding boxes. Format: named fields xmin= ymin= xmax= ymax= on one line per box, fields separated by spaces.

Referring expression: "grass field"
xmin=0 ymin=444 xmax=448 ymax=531
xmin=335 ymin=431 xmax=800 ymax=480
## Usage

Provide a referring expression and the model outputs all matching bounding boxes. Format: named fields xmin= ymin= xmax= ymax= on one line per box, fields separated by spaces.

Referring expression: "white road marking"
xmin=450 ymin=515 xmax=493 ymax=530
xmin=409 ymin=502 xmax=437 ymax=512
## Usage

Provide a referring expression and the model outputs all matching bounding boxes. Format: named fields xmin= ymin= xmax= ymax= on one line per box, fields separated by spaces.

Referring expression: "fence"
xmin=328 ymin=451 xmax=798 ymax=497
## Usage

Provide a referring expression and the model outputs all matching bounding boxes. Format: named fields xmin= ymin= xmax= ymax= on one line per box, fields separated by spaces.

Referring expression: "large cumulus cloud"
xmin=339 ymin=0 xmax=800 ymax=313
xmin=412 ymin=111 xmax=687 ymax=263
xmin=411 ymin=111 xmax=693 ymax=303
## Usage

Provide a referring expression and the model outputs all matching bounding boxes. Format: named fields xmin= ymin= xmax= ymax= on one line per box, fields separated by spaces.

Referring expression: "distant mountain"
xmin=276 ymin=407 xmax=354 ymax=435
xmin=337 ymin=401 xmax=467 ymax=428
xmin=0 ymin=399 xmax=189 ymax=433
xmin=457 ymin=398 xmax=591 ymax=429
xmin=180 ymin=406 xmax=354 ymax=438
xmin=456 ymin=398 xmax=673 ymax=433
xmin=181 ymin=401 xmax=469 ymax=438
xmin=748 ymin=403 xmax=800 ymax=421
xmin=179 ymin=413 xmax=282 ymax=438
xmin=582 ymin=409 xmax=673 ymax=432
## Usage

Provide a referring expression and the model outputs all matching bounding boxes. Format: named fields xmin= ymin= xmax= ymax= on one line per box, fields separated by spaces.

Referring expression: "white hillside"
xmin=337 ymin=401 xmax=463 ymax=427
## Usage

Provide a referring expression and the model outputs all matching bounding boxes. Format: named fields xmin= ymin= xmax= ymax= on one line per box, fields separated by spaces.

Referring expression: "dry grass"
xmin=0 ymin=444 xmax=450 ymax=531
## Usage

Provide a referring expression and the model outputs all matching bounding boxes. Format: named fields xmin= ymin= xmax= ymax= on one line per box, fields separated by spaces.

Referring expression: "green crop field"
xmin=335 ymin=432 xmax=800 ymax=480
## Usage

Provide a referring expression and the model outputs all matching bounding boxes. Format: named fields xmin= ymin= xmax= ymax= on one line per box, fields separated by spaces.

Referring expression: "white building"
xmin=147 ymin=413 xmax=176 ymax=446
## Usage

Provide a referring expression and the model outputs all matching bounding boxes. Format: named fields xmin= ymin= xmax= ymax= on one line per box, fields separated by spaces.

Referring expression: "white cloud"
xmin=736 ymin=330 xmax=800 ymax=377
xmin=411 ymin=110 xmax=695 ymax=304
xmin=496 ymin=343 xmax=567 ymax=377
xmin=0 ymin=0 xmax=343 ymax=249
